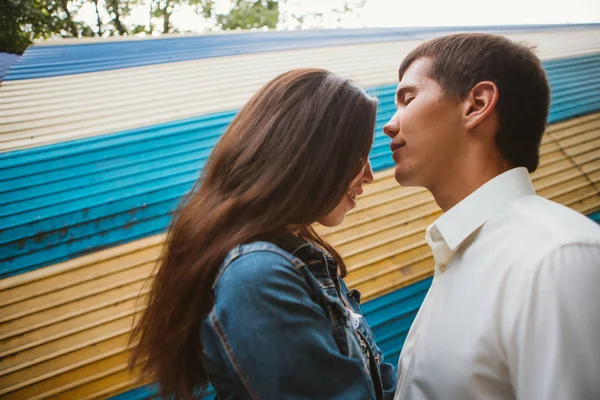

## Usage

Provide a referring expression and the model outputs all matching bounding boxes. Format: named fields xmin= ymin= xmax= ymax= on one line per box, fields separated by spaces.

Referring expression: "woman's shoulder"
xmin=214 ymin=241 xmax=304 ymax=290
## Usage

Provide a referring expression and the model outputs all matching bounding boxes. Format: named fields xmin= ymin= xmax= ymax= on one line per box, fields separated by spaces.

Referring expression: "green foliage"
xmin=105 ymin=0 xmax=131 ymax=35
xmin=0 ymin=0 xmax=367 ymax=55
xmin=191 ymin=0 xmax=215 ymax=19
xmin=0 ymin=0 xmax=80 ymax=54
xmin=217 ymin=0 xmax=279 ymax=30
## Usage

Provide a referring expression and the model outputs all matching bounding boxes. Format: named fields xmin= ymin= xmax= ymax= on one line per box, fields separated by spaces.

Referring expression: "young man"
xmin=385 ymin=33 xmax=600 ymax=400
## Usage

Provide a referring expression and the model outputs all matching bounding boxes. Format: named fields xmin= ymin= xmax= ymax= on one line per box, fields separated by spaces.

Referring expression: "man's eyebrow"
xmin=395 ymin=84 xmax=417 ymax=105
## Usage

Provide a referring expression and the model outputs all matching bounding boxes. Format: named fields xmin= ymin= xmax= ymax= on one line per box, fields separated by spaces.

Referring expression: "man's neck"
xmin=430 ymin=160 xmax=514 ymax=212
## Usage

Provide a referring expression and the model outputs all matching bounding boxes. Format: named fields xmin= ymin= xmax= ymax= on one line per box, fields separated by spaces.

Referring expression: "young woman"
xmin=130 ymin=69 xmax=397 ymax=400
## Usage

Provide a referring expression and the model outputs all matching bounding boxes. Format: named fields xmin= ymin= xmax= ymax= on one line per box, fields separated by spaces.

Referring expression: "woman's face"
xmin=318 ymin=159 xmax=374 ymax=227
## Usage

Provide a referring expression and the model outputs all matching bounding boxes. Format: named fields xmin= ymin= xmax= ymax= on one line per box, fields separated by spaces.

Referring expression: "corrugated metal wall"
xmin=2 ymin=28 xmax=600 ymax=151
xmin=1 ymin=25 xmax=599 ymax=399
xmin=5 ymin=25 xmax=599 ymax=80
xmin=2 ymin=52 xmax=600 ymax=279
xmin=0 ymin=54 xmax=21 ymax=82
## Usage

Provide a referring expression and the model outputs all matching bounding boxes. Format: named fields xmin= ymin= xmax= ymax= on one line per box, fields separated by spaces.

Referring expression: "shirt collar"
xmin=428 ymin=167 xmax=536 ymax=259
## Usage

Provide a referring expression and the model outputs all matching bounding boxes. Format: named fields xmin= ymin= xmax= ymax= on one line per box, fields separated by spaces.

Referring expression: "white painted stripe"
xmin=1 ymin=28 xmax=599 ymax=152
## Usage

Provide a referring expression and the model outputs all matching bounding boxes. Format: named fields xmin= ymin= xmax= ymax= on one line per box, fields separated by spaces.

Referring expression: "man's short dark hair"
xmin=399 ymin=33 xmax=550 ymax=172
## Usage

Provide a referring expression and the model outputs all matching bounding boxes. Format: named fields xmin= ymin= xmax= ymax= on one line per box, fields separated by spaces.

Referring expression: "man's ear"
xmin=463 ymin=81 xmax=499 ymax=131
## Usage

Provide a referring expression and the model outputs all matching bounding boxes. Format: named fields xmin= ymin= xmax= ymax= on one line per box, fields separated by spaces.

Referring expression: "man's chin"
xmin=394 ymin=167 xmax=420 ymax=187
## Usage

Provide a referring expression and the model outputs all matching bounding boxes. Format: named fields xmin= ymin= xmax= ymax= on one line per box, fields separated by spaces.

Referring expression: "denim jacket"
xmin=201 ymin=235 xmax=397 ymax=400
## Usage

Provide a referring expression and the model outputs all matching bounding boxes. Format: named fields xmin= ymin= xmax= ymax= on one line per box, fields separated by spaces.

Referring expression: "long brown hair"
xmin=129 ymin=68 xmax=378 ymax=399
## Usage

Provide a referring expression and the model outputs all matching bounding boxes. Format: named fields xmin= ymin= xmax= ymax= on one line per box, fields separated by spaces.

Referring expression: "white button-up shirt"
xmin=395 ymin=167 xmax=600 ymax=400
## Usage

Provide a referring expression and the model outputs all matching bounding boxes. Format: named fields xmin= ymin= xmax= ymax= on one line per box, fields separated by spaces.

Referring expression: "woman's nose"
xmin=362 ymin=159 xmax=374 ymax=184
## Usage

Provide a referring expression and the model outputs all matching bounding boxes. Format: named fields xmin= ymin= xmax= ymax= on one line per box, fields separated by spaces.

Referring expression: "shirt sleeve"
xmin=203 ymin=251 xmax=377 ymax=400
xmin=507 ymin=243 xmax=600 ymax=400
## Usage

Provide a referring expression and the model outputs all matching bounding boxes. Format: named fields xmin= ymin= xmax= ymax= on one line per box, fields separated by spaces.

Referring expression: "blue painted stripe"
xmin=109 ymin=385 xmax=161 ymax=400
xmin=0 ymin=52 xmax=21 ymax=81
xmin=361 ymin=278 xmax=433 ymax=362
xmin=1 ymin=53 xmax=600 ymax=277
xmin=5 ymin=24 xmax=599 ymax=80
xmin=109 ymin=384 xmax=216 ymax=400
xmin=109 ymin=278 xmax=432 ymax=400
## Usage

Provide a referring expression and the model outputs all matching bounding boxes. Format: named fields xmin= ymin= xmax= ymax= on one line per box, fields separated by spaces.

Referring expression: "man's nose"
xmin=383 ymin=113 xmax=399 ymax=139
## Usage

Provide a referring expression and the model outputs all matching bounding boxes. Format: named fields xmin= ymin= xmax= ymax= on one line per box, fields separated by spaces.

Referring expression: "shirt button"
xmin=439 ymin=264 xmax=447 ymax=273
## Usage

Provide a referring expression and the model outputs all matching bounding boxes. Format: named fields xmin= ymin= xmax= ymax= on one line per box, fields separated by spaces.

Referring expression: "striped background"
xmin=1 ymin=25 xmax=599 ymax=399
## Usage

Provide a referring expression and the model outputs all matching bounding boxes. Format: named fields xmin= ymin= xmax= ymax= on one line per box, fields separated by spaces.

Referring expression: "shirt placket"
xmin=397 ymin=277 xmax=440 ymax=399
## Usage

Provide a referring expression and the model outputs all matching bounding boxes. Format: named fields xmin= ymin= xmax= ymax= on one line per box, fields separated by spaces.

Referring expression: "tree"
xmin=217 ymin=0 xmax=279 ymax=30
xmin=91 ymin=0 xmax=103 ymax=35
xmin=59 ymin=0 xmax=79 ymax=36
xmin=151 ymin=0 xmax=176 ymax=33
xmin=105 ymin=0 xmax=130 ymax=35
xmin=1 ymin=0 xmax=368 ymax=55
xmin=49 ymin=0 xmax=92 ymax=37
xmin=278 ymin=0 xmax=367 ymax=29
xmin=1 ymin=0 xmax=50 ymax=54
xmin=193 ymin=0 xmax=214 ymax=18
xmin=0 ymin=0 xmax=89 ymax=54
